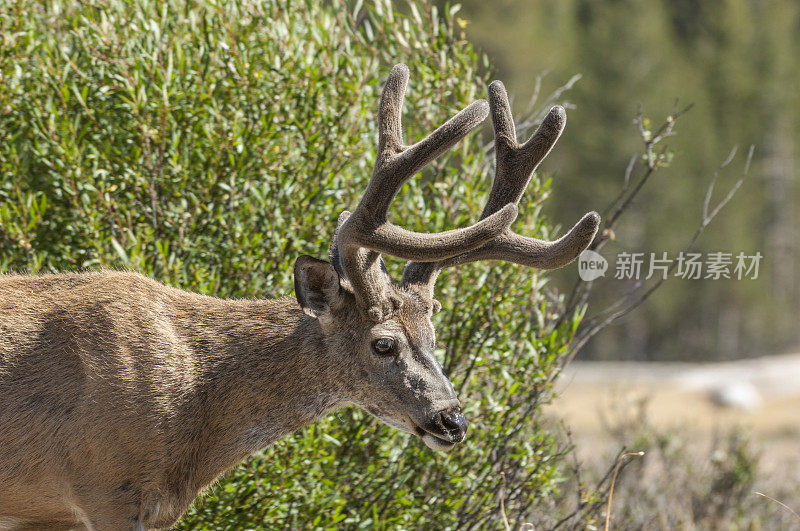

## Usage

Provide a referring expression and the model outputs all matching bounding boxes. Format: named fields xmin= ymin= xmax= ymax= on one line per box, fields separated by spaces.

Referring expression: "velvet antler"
xmin=331 ymin=65 xmax=518 ymax=321
xmin=401 ymin=80 xmax=600 ymax=298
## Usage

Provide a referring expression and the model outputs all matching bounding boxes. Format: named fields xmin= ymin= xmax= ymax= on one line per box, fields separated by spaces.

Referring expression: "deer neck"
xmin=178 ymin=296 xmax=345 ymax=485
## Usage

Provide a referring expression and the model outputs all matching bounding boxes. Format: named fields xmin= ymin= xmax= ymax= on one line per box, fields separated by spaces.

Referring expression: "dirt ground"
xmin=546 ymin=353 xmax=800 ymax=485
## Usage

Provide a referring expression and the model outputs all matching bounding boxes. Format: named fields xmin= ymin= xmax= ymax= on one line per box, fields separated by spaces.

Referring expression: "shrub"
xmin=0 ymin=0 xmax=590 ymax=528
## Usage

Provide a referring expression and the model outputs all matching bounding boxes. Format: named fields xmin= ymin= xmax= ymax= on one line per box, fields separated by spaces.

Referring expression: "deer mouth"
xmin=410 ymin=422 xmax=458 ymax=452
xmin=365 ymin=408 xmax=459 ymax=451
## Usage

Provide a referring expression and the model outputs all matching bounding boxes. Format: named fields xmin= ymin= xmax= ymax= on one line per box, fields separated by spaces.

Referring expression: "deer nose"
xmin=439 ymin=407 xmax=468 ymax=441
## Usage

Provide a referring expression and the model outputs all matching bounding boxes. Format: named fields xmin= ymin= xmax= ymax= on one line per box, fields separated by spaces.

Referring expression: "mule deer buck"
xmin=0 ymin=64 xmax=599 ymax=530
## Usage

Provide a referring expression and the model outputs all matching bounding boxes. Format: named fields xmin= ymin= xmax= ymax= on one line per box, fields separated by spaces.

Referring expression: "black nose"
xmin=439 ymin=407 xmax=468 ymax=441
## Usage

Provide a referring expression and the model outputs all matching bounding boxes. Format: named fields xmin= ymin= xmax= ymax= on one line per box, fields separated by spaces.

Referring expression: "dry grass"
xmin=547 ymin=354 xmax=800 ymax=529
xmin=753 ymin=491 xmax=800 ymax=523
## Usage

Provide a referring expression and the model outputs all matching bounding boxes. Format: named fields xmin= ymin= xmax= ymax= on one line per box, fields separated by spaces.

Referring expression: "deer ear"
xmin=294 ymin=255 xmax=342 ymax=317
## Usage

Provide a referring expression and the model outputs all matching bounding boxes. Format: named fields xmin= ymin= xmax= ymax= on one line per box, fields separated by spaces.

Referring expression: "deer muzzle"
xmin=414 ymin=406 xmax=468 ymax=452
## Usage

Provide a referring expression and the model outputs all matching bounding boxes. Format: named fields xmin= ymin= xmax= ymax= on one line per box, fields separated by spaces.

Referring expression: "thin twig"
xmin=754 ymin=491 xmax=800 ymax=522
xmin=703 ymin=146 xmax=739 ymax=220
xmin=622 ymin=154 xmax=636 ymax=191
xmin=604 ymin=452 xmax=645 ymax=531
xmin=601 ymin=105 xmax=691 ymax=233
xmin=551 ymin=447 xmax=629 ymax=530
xmin=500 ymin=471 xmax=511 ymax=531
xmin=703 ymin=146 xmax=752 ymax=224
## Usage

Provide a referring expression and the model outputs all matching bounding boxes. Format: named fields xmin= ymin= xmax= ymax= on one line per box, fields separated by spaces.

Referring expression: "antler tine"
xmin=358 ymin=64 xmax=496 ymax=223
xmin=376 ymin=63 xmax=408 ymax=157
xmin=333 ymin=64 xmax=520 ymax=322
xmin=481 ymin=80 xmax=565 ymax=217
xmin=401 ymin=81 xmax=600 ymax=296
xmin=432 ymin=212 xmax=600 ymax=270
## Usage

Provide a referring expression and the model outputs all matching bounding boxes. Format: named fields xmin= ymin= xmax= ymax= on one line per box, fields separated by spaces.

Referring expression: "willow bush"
xmin=0 ymin=0 xmax=595 ymax=528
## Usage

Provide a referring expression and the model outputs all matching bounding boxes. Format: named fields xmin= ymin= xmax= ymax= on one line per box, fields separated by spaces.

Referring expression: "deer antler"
xmin=331 ymin=65 xmax=518 ymax=321
xmin=401 ymin=80 xmax=600 ymax=298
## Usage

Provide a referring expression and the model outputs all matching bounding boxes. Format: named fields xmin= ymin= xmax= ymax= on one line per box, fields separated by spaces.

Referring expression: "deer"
xmin=0 ymin=64 xmax=599 ymax=530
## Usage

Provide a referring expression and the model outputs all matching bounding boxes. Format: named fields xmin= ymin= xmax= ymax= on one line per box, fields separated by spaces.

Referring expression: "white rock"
xmin=709 ymin=381 xmax=762 ymax=410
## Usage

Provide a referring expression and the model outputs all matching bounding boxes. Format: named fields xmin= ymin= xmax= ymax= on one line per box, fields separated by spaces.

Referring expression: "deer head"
xmin=294 ymin=64 xmax=599 ymax=451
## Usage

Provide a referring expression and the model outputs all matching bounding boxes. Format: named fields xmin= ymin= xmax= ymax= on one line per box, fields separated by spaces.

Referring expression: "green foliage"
xmin=0 ymin=0 xmax=593 ymax=528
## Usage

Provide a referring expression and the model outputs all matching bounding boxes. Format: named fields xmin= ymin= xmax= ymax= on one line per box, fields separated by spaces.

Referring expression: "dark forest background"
xmin=452 ymin=0 xmax=800 ymax=361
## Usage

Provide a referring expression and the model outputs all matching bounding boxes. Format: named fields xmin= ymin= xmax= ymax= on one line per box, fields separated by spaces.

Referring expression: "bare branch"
xmin=557 ymin=107 xmax=692 ymax=331
xmin=568 ymin=145 xmax=754 ymax=357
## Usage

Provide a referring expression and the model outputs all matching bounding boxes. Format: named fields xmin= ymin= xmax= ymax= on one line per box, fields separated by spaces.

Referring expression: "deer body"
xmin=0 ymin=271 xmax=345 ymax=529
xmin=0 ymin=65 xmax=599 ymax=529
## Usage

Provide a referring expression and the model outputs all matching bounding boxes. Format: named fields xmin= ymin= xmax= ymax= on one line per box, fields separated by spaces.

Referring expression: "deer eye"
xmin=372 ymin=337 xmax=396 ymax=355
